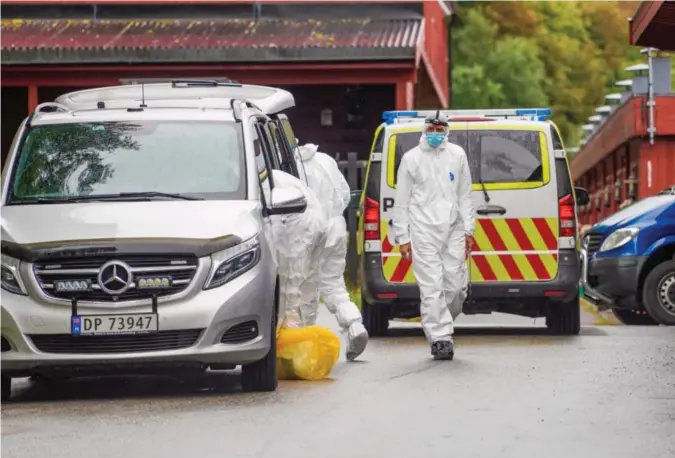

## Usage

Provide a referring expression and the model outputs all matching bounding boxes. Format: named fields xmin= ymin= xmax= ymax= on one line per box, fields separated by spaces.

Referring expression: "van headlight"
xmin=203 ymin=236 xmax=261 ymax=290
xmin=599 ymin=228 xmax=639 ymax=253
xmin=1 ymin=254 xmax=28 ymax=296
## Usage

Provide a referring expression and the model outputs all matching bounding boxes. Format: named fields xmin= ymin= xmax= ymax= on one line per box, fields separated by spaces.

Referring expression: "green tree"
xmin=450 ymin=0 xmax=643 ymax=149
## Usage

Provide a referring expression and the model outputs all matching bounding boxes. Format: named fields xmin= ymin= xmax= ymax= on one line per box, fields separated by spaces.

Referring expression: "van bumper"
xmin=361 ymin=250 xmax=580 ymax=318
xmin=580 ymin=249 xmax=644 ymax=309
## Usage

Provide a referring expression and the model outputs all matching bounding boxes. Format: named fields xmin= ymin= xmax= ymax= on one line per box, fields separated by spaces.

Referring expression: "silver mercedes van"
xmin=1 ymin=81 xmax=305 ymax=399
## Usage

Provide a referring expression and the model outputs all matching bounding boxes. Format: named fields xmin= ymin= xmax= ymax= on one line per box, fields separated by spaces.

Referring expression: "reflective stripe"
xmin=381 ymin=217 xmax=560 ymax=284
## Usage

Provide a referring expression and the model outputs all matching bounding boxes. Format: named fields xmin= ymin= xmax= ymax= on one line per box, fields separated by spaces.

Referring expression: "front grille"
xmin=33 ymin=255 xmax=199 ymax=302
xmin=220 ymin=321 xmax=259 ymax=344
xmin=585 ymin=233 xmax=603 ymax=256
xmin=29 ymin=329 xmax=203 ymax=354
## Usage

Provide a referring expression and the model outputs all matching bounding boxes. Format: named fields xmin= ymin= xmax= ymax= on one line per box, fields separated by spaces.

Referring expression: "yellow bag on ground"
xmin=276 ymin=325 xmax=341 ymax=381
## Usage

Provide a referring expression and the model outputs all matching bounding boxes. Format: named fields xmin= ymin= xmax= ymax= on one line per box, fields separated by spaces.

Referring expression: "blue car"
xmin=581 ymin=194 xmax=675 ymax=325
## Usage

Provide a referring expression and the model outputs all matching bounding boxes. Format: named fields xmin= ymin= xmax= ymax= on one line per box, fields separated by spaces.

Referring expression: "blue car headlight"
xmin=599 ymin=227 xmax=639 ymax=253
xmin=1 ymin=253 xmax=28 ymax=296
xmin=203 ymin=236 xmax=261 ymax=290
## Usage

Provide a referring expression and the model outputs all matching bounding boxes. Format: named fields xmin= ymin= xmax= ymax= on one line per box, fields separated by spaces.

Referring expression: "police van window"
xmin=551 ymin=126 xmax=564 ymax=151
xmin=473 ymin=130 xmax=543 ymax=183
xmin=372 ymin=127 xmax=385 ymax=153
xmin=391 ymin=131 xmax=471 ymax=183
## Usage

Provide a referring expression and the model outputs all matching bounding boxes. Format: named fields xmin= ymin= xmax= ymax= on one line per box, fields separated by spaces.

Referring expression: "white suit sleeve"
xmin=317 ymin=153 xmax=351 ymax=210
xmin=392 ymin=155 xmax=413 ymax=245
xmin=458 ymin=151 xmax=476 ymax=236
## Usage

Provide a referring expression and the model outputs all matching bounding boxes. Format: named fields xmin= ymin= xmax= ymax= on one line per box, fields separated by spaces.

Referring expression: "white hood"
xmin=1 ymin=201 xmax=262 ymax=246
xmin=298 ymin=143 xmax=319 ymax=161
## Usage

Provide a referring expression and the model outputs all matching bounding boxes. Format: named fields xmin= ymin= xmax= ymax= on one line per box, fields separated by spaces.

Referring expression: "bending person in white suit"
xmin=297 ymin=143 xmax=369 ymax=361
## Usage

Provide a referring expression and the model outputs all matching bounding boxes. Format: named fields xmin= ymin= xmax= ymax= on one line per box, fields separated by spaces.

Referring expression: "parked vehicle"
xmin=356 ymin=108 xmax=589 ymax=336
xmin=581 ymin=194 xmax=675 ymax=325
xmin=1 ymin=81 xmax=306 ymax=400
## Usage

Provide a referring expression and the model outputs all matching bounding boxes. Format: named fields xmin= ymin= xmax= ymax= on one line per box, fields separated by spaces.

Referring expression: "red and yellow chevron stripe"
xmin=381 ymin=217 xmax=559 ymax=283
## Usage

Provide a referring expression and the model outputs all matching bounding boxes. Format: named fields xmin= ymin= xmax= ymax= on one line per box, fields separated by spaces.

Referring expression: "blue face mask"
xmin=425 ymin=132 xmax=445 ymax=148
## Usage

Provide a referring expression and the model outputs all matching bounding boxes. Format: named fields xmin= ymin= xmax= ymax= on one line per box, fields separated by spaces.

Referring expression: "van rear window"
xmin=390 ymin=129 xmax=543 ymax=185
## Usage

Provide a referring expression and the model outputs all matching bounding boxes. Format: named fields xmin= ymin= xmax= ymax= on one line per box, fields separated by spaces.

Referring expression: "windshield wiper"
xmin=113 ymin=192 xmax=203 ymax=201
xmin=478 ymin=179 xmax=490 ymax=203
xmin=9 ymin=192 xmax=203 ymax=205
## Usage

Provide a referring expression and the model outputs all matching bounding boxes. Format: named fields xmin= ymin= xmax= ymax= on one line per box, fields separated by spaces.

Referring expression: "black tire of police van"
xmin=546 ymin=295 xmax=581 ymax=335
xmin=241 ymin=312 xmax=278 ymax=393
xmin=2 ymin=375 xmax=11 ymax=402
xmin=641 ymin=260 xmax=675 ymax=326
xmin=611 ymin=308 xmax=659 ymax=326
xmin=361 ymin=295 xmax=389 ymax=337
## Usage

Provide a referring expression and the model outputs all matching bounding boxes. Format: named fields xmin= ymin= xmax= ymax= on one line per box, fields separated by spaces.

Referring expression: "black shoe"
xmin=431 ymin=340 xmax=454 ymax=360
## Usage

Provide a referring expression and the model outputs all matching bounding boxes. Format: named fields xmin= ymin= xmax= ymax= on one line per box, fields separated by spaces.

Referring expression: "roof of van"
xmin=54 ymin=81 xmax=295 ymax=114
xmin=30 ymin=107 xmax=239 ymax=125
xmin=382 ymin=118 xmax=553 ymax=130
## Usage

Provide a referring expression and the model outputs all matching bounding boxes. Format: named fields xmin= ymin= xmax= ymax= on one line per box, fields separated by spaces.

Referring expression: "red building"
xmin=1 ymin=0 xmax=454 ymax=164
xmin=572 ymin=1 xmax=675 ymax=227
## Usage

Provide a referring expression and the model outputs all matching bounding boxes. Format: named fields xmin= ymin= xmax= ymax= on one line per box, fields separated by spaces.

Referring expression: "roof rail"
xmin=382 ymin=108 xmax=552 ymax=125
xmin=29 ymin=102 xmax=71 ymax=123
xmin=171 ymin=79 xmax=242 ymax=88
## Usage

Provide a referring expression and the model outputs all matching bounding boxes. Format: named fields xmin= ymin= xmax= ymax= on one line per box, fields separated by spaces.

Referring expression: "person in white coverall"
xmin=267 ymin=169 xmax=328 ymax=329
xmin=391 ymin=112 xmax=476 ymax=360
xmin=297 ymin=144 xmax=369 ymax=361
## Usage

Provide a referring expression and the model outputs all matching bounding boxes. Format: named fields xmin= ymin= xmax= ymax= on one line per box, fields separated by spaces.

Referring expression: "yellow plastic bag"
xmin=276 ymin=325 xmax=341 ymax=381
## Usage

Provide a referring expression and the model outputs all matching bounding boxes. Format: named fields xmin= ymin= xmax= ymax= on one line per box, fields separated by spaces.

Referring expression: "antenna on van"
xmin=140 ymin=83 xmax=147 ymax=108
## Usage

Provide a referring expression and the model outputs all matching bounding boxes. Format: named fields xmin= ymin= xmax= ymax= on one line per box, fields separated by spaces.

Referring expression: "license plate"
xmin=71 ymin=313 xmax=158 ymax=336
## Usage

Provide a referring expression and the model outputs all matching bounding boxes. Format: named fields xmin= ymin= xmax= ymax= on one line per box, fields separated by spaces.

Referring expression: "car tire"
xmin=546 ymin=295 xmax=581 ymax=335
xmin=2 ymin=375 xmax=11 ymax=402
xmin=612 ymin=308 xmax=659 ymax=326
xmin=641 ymin=260 xmax=675 ymax=326
xmin=241 ymin=312 xmax=278 ymax=393
xmin=361 ymin=294 xmax=389 ymax=337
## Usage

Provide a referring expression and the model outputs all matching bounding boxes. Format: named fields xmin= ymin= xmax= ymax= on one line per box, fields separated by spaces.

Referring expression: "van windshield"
xmin=391 ymin=129 xmax=544 ymax=185
xmin=7 ymin=121 xmax=246 ymax=203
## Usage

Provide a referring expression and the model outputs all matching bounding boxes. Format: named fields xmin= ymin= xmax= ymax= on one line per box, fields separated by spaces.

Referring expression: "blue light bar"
xmin=382 ymin=108 xmax=552 ymax=124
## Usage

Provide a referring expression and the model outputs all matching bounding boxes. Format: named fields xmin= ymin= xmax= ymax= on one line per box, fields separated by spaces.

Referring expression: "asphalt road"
xmin=2 ymin=309 xmax=674 ymax=458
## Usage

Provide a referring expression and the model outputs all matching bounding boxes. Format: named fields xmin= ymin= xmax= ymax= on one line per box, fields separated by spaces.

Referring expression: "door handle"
xmin=476 ymin=205 xmax=506 ymax=216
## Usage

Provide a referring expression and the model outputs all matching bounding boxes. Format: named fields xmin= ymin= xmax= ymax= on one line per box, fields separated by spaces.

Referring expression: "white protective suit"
xmin=297 ymin=144 xmax=368 ymax=360
xmin=391 ymin=130 xmax=476 ymax=343
xmin=267 ymin=170 xmax=328 ymax=328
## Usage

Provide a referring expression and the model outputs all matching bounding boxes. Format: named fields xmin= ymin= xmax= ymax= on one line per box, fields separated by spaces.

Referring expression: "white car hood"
xmin=1 ymin=201 xmax=262 ymax=247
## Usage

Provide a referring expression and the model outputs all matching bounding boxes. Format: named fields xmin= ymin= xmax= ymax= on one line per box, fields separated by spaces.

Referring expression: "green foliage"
xmin=451 ymin=0 xmax=642 ymax=148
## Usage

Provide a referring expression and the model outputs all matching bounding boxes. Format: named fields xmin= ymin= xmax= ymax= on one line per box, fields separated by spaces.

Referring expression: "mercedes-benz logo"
xmin=97 ymin=260 xmax=133 ymax=295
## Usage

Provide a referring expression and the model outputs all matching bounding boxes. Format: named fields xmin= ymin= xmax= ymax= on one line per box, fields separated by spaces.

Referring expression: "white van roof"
xmin=54 ymin=81 xmax=295 ymax=114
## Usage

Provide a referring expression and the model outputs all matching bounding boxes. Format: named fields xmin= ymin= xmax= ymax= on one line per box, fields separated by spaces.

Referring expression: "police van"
xmin=357 ymin=108 xmax=590 ymax=336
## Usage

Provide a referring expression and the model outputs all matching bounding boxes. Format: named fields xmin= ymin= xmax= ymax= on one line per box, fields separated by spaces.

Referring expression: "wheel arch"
xmin=638 ymin=242 xmax=675 ymax=298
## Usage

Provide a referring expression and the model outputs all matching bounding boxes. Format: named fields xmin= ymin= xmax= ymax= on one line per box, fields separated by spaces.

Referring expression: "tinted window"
xmin=476 ymin=130 xmax=542 ymax=183
xmin=555 ymin=158 xmax=573 ymax=198
xmin=372 ymin=126 xmax=385 ymax=153
xmin=279 ymin=117 xmax=298 ymax=152
xmin=550 ymin=126 xmax=564 ymax=151
xmin=252 ymin=123 xmax=272 ymax=199
xmin=269 ymin=121 xmax=298 ymax=177
xmin=391 ymin=131 xmax=475 ymax=184
xmin=9 ymin=121 xmax=245 ymax=202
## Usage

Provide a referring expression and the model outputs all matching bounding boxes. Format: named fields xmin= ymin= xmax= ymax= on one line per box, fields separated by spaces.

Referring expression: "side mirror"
xmin=268 ymin=187 xmax=307 ymax=216
xmin=574 ymin=187 xmax=590 ymax=206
